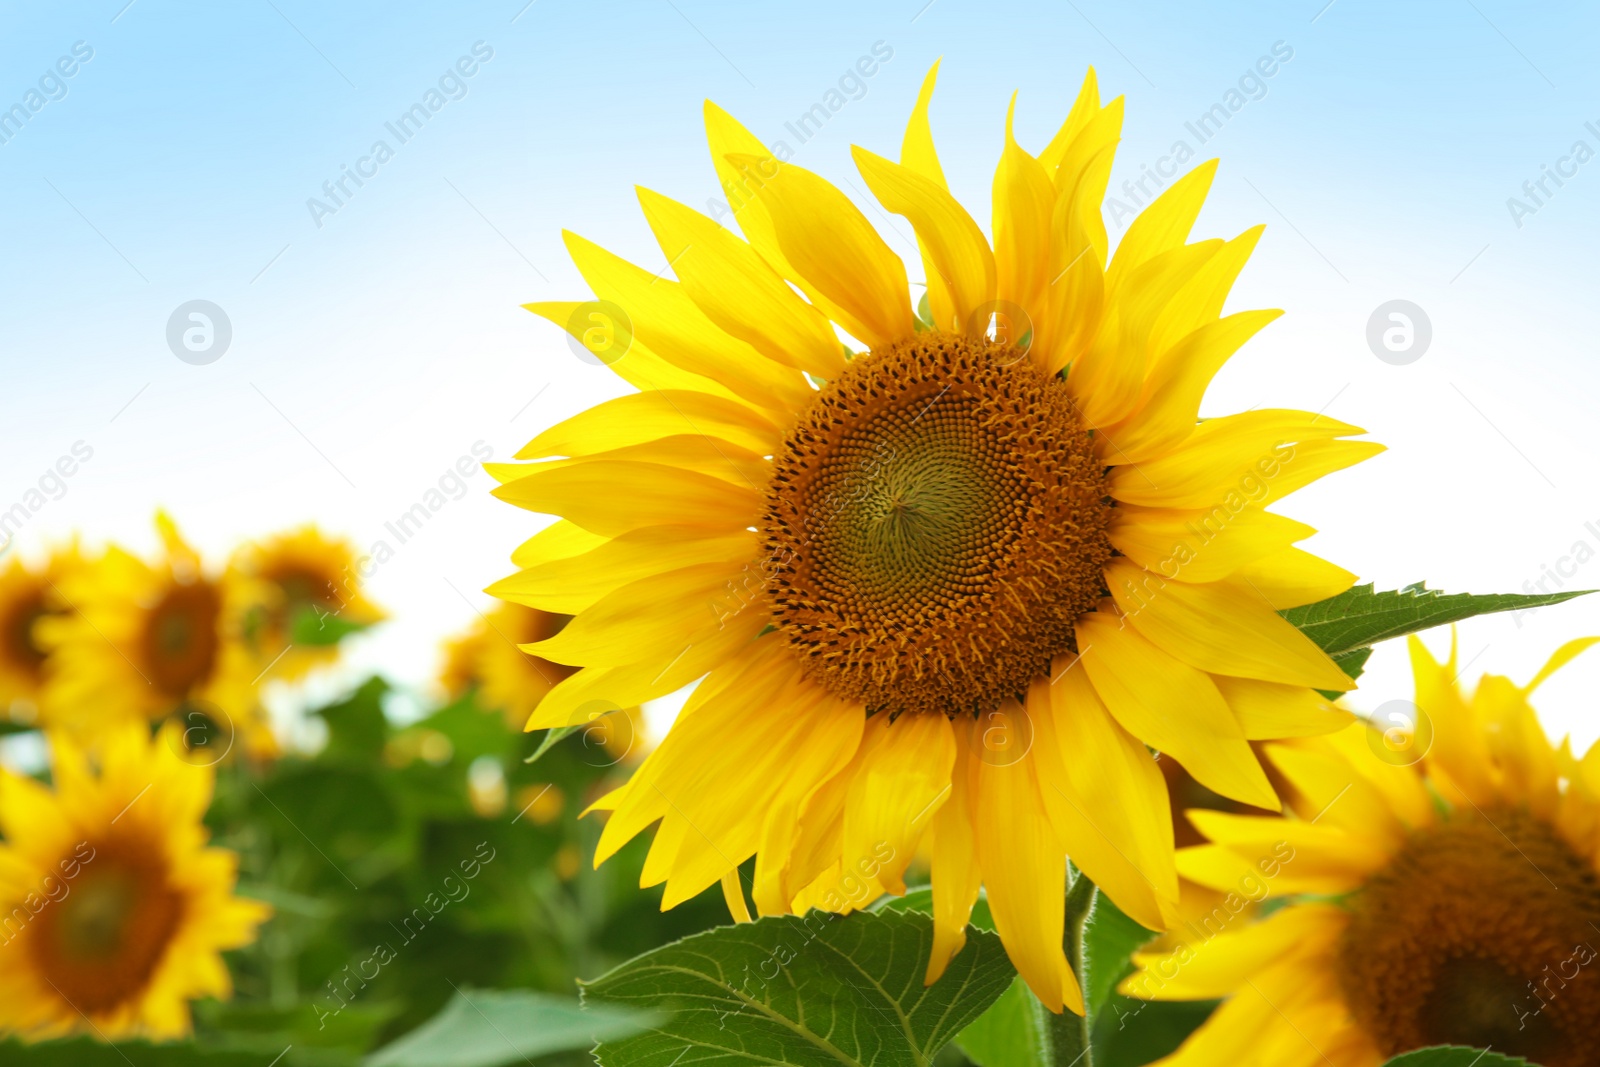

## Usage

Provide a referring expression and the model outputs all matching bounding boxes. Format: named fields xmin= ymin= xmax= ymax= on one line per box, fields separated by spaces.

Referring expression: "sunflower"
xmin=229 ymin=525 xmax=385 ymax=682
xmin=40 ymin=515 xmax=271 ymax=757
xmin=0 ymin=545 xmax=82 ymax=721
xmin=0 ymin=723 xmax=269 ymax=1040
xmin=491 ymin=63 xmax=1380 ymax=1012
xmin=438 ymin=602 xmax=579 ymax=730
xmin=1122 ymin=634 xmax=1600 ymax=1066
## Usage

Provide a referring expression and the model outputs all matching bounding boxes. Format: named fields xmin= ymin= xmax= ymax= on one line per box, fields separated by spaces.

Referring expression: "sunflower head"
xmin=229 ymin=525 xmax=385 ymax=683
xmin=1125 ymin=633 xmax=1600 ymax=1066
xmin=0 ymin=723 xmax=269 ymax=1040
xmin=40 ymin=515 xmax=272 ymax=757
xmin=492 ymin=63 xmax=1380 ymax=1013
xmin=0 ymin=545 xmax=83 ymax=720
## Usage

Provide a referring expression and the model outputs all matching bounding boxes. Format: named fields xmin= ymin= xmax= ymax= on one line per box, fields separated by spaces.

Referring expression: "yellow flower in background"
xmin=0 ymin=545 xmax=83 ymax=721
xmin=229 ymin=525 xmax=385 ymax=682
xmin=40 ymin=514 xmax=272 ymax=757
xmin=1124 ymin=635 xmax=1600 ymax=1066
xmin=491 ymin=63 xmax=1381 ymax=1012
xmin=438 ymin=602 xmax=578 ymax=731
xmin=0 ymin=723 xmax=269 ymax=1041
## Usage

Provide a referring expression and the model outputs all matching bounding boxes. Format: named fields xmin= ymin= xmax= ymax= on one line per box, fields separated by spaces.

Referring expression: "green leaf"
xmin=1283 ymin=582 xmax=1592 ymax=656
xmin=1379 ymin=1047 xmax=1531 ymax=1067
xmin=291 ymin=605 xmax=373 ymax=646
xmin=313 ymin=677 xmax=391 ymax=759
xmin=364 ymin=989 xmax=655 ymax=1067
xmin=0 ymin=1039 xmax=326 ymax=1066
xmin=953 ymin=978 xmax=1053 ymax=1067
xmin=584 ymin=909 xmax=1017 ymax=1066
xmin=1091 ymin=998 xmax=1217 ymax=1067
xmin=1081 ymin=891 xmax=1157 ymax=1027
xmin=915 ymin=290 xmax=934 ymax=331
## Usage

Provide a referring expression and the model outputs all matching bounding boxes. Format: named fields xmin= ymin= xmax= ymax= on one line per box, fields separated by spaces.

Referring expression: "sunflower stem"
xmin=1051 ymin=869 xmax=1097 ymax=1066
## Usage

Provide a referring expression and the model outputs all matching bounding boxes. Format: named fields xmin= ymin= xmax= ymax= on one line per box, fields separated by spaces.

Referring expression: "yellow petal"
xmin=926 ymin=723 xmax=981 ymax=985
xmin=1525 ymin=636 xmax=1600 ymax=693
xmin=489 ymin=526 xmax=756 ymax=615
xmin=526 ymin=610 xmax=766 ymax=730
xmin=1213 ymin=676 xmax=1353 ymax=740
xmin=853 ymin=146 xmax=994 ymax=334
xmin=637 ymin=187 xmax=844 ymax=378
xmin=1185 ymin=811 xmax=1391 ymax=891
xmin=523 ymin=300 xmax=737 ymax=399
xmin=562 ymin=230 xmax=813 ymax=413
xmin=1105 ymin=559 xmax=1353 ymax=691
xmin=510 ymin=520 xmax=608 ymax=569
xmin=1101 ymin=309 xmax=1282 ymax=464
xmin=1223 ymin=547 xmax=1357 ymax=611
xmin=1108 ymin=504 xmax=1314 ymax=584
xmin=971 ymin=707 xmax=1083 ymax=1014
xmin=1262 ymin=743 xmax=1405 ymax=846
xmin=1035 ymin=667 xmax=1177 ymax=930
xmin=1039 ymin=67 xmax=1103 ymax=177
xmin=1076 ymin=613 xmax=1278 ymax=810
xmin=727 ymin=153 xmax=913 ymax=347
xmin=1108 ymin=409 xmax=1382 ymax=510
xmin=1125 ymin=903 xmax=1344 ymax=1001
xmin=493 ymin=460 xmax=760 ymax=537
xmin=841 ymin=712 xmax=955 ymax=897
xmin=1105 ymin=160 xmax=1217 ymax=296
xmin=598 ymin=644 xmax=863 ymax=908
xmin=515 ymin=389 xmax=781 ymax=461
xmin=900 ymin=60 xmax=948 ymax=189
xmin=528 ymin=560 xmax=754 ymax=667
xmin=992 ymin=99 xmax=1057 ymax=346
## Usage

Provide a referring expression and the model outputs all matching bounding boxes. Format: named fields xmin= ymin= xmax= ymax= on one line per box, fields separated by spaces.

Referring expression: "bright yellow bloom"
xmin=40 ymin=515 xmax=272 ymax=757
xmin=229 ymin=525 xmax=385 ymax=682
xmin=491 ymin=64 xmax=1380 ymax=1013
xmin=1124 ymin=634 xmax=1600 ymax=1066
xmin=0 ymin=545 xmax=83 ymax=720
xmin=0 ymin=723 xmax=269 ymax=1040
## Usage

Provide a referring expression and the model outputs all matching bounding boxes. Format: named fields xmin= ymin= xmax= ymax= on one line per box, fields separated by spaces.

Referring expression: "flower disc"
xmin=763 ymin=334 xmax=1113 ymax=718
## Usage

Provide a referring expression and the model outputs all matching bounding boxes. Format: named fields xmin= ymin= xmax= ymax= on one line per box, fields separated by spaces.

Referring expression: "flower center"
xmin=762 ymin=334 xmax=1112 ymax=718
xmin=30 ymin=842 xmax=185 ymax=1015
xmin=142 ymin=580 xmax=222 ymax=699
xmin=2 ymin=585 xmax=50 ymax=676
xmin=1338 ymin=807 xmax=1600 ymax=1066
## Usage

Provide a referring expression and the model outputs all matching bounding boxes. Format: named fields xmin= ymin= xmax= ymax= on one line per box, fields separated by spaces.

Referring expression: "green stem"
xmin=1050 ymin=871 xmax=1097 ymax=1066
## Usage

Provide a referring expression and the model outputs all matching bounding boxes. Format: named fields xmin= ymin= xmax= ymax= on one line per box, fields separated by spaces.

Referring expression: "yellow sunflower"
xmin=0 ymin=722 xmax=269 ymax=1040
xmin=0 ymin=545 xmax=83 ymax=721
xmin=491 ymin=63 xmax=1380 ymax=1012
xmin=229 ymin=525 xmax=385 ymax=682
xmin=1123 ymin=634 xmax=1600 ymax=1065
xmin=438 ymin=602 xmax=579 ymax=730
xmin=40 ymin=515 xmax=272 ymax=757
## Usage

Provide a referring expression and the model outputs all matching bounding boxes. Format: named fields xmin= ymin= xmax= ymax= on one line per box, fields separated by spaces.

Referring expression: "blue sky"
xmin=3 ymin=0 xmax=1599 ymax=740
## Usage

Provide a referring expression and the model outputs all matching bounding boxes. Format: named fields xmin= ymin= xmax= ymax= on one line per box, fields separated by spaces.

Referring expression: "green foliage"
xmin=173 ymin=678 xmax=729 ymax=1063
xmin=291 ymin=605 xmax=375 ymax=647
xmin=583 ymin=910 xmax=1017 ymax=1066
xmin=364 ymin=989 xmax=657 ymax=1067
xmin=1283 ymin=582 xmax=1589 ymax=656
xmin=1380 ymin=1048 xmax=1531 ymax=1066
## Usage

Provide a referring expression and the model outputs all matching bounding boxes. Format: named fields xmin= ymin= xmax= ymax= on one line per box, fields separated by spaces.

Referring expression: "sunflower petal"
xmin=1076 ymin=613 xmax=1278 ymax=810
xmin=637 ymin=187 xmax=844 ymax=377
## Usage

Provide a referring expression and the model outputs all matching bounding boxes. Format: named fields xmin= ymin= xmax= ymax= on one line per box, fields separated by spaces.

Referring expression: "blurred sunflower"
xmin=40 ymin=514 xmax=272 ymax=757
xmin=438 ymin=602 xmax=578 ymax=730
xmin=0 ymin=723 xmax=269 ymax=1040
xmin=491 ymin=64 xmax=1379 ymax=1012
xmin=1124 ymin=635 xmax=1600 ymax=1066
xmin=229 ymin=525 xmax=384 ymax=682
xmin=0 ymin=545 xmax=82 ymax=721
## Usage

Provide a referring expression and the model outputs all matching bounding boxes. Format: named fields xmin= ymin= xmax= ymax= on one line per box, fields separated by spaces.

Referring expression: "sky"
xmin=2 ymin=0 xmax=1599 ymax=745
